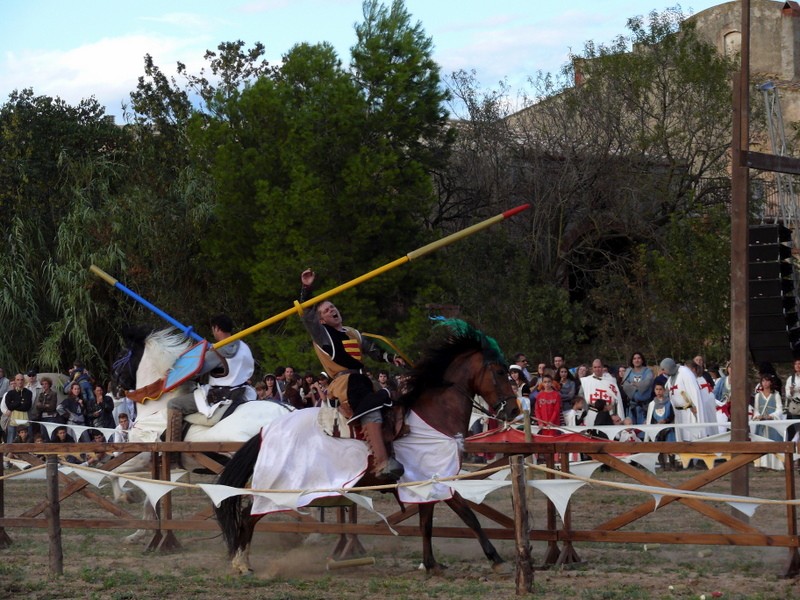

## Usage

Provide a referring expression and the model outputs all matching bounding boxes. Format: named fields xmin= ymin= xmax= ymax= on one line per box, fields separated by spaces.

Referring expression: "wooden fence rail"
xmin=2 ymin=439 xmax=799 ymax=589
xmin=464 ymin=438 xmax=800 ymax=594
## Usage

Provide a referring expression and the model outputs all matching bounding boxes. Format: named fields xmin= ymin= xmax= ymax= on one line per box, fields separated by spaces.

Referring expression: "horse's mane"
xmin=400 ymin=319 xmax=506 ymax=408
xmin=137 ymin=329 xmax=194 ymax=385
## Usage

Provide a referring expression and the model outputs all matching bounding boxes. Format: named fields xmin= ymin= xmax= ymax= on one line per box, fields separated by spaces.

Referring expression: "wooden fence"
xmin=463 ymin=438 xmax=800 ymax=594
xmin=1 ymin=439 xmax=799 ymax=594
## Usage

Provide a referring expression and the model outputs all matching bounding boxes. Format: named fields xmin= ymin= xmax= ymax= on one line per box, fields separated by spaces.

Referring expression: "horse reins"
xmin=468 ymin=362 xmax=515 ymax=422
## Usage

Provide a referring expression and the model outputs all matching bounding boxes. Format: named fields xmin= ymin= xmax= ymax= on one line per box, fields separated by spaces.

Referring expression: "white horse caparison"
xmin=111 ymin=329 xmax=290 ymax=542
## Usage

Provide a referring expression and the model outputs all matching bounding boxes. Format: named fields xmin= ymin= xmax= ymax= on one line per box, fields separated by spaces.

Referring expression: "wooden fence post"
xmin=46 ymin=455 xmax=63 ymax=575
xmin=510 ymin=454 xmax=533 ymax=595
xmin=0 ymin=451 xmax=12 ymax=548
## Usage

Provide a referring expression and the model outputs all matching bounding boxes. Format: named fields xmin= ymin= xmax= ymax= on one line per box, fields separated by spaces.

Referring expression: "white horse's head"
xmin=122 ymin=329 xmax=193 ymax=442
xmin=136 ymin=329 xmax=194 ymax=387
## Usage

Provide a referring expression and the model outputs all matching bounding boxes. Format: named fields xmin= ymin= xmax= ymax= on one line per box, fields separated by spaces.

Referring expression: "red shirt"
xmin=535 ymin=390 xmax=561 ymax=430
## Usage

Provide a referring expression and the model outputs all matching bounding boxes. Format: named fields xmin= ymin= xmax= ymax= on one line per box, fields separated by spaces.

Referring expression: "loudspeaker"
xmin=750 ymin=260 xmax=792 ymax=280
xmin=748 ymin=224 xmax=798 ymax=364
xmin=750 ymin=225 xmax=791 ymax=245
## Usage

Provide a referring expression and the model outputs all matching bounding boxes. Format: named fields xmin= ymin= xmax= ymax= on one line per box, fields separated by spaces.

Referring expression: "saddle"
xmin=316 ymin=402 xmax=408 ymax=445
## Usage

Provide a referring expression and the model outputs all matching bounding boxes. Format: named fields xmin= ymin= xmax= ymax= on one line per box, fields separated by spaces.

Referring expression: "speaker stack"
xmin=748 ymin=224 xmax=799 ymax=364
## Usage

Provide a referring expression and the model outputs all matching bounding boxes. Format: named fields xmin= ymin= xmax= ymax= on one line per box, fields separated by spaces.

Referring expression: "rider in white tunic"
xmin=166 ymin=314 xmax=254 ymax=440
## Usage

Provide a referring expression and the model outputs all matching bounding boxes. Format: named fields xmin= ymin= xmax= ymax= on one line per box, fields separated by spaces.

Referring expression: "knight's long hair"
xmin=214 ymin=433 xmax=263 ymax=557
xmin=399 ymin=319 xmax=506 ymax=409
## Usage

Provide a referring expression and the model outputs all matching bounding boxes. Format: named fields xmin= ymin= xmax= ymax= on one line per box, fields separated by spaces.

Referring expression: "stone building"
xmin=692 ymin=0 xmax=800 ymax=123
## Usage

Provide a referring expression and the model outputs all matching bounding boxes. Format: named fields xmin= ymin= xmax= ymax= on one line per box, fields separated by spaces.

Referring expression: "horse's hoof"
xmin=425 ymin=563 xmax=448 ymax=576
xmin=123 ymin=530 xmax=146 ymax=544
xmin=491 ymin=561 xmax=512 ymax=576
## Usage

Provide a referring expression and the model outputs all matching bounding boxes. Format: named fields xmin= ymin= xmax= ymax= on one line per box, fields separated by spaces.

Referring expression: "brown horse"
xmin=215 ymin=320 xmax=519 ymax=575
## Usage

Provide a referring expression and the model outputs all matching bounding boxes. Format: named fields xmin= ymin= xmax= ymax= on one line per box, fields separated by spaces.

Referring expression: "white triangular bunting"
xmin=341 ymin=491 xmax=374 ymax=511
xmin=489 ymin=468 xmax=511 ymax=481
xmin=170 ymin=470 xmax=187 ymax=483
xmin=116 ymin=476 xmax=132 ymax=491
xmin=726 ymin=501 xmax=759 ymax=517
xmin=73 ymin=467 xmax=108 ymax=488
xmin=197 ymin=483 xmax=248 ymax=507
xmin=67 ymin=425 xmax=84 ymax=441
xmin=40 ymin=421 xmax=62 ymax=437
xmin=96 ymin=427 xmax=117 ymax=441
xmin=448 ymin=479 xmax=510 ymax=504
xmin=340 ymin=492 xmax=397 ymax=536
xmin=6 ymin=459 xmax=34 ymax=471
xmin=625 ymin=453 xmax=658 ymax=474
xmin=651 ymin=494 xmax=663 ymax=510
xmin=527 ymin=479 xmax=585 ymax=522
xmin=8 ymin=466 xmax=46 ymax=480
xmin=127 ymin=478 xmax=179 ymax=509
xmin=570 ymin=461 xmax=603 ymax=479
xmin=636 ymin=425 xmax=668 ymax=442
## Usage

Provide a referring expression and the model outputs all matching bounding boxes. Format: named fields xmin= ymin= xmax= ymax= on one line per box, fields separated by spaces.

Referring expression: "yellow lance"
xmin=214 ymin=203 xmax=531 ymax=350
xmin=138 ymin=203 xmax=529 ymax=398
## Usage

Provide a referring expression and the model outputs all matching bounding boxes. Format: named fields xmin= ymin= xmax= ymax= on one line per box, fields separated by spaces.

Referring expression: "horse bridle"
xmin=469 ymin=361 xmax=516 ymax=422
xmin=112 ymin=349 xmax=136 ymax=388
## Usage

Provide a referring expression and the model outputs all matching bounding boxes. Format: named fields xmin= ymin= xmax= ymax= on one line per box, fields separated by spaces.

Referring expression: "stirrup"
xmin=374 ymin=457 xmax=404 ymax=481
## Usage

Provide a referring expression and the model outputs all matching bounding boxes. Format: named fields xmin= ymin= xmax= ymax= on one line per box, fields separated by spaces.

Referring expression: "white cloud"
xmin=1 ymin=33 xmax=210 ymax=118
xmin=138 ymin=12 xmax=219 ymax=32
xmin=435 ymin=9 xmax=636 ymax=91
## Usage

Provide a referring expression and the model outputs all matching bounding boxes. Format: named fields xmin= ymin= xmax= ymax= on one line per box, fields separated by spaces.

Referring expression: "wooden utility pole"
xmin=729 ymin=0 xmax=751 ymax=513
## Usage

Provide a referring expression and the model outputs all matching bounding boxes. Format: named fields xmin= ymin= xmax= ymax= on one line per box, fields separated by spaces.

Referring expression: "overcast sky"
xmin=0 ymin=1 xmax=723 ymax=119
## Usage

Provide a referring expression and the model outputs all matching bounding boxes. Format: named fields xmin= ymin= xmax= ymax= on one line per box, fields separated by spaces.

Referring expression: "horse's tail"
xmin=215 ymin=432 xmax=262 ymax=557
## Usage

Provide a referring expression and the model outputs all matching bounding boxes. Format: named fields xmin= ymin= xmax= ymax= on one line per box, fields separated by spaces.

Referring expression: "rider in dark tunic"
xmin=300 ymin=269 xmax=404 ymax=480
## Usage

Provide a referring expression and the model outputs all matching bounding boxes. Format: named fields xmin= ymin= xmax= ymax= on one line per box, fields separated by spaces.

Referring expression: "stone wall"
xmin=692 ymin=0 xmax=800 ymax=125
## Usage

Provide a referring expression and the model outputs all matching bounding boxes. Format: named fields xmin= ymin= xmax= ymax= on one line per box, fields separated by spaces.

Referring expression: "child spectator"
xmin=113 ymin=413 xmax=131 ymax=443
xmin=82 ymin=429 xmax=112 ymax=467
xmin=49 ymin=425 xmax=82 ymax=464
xmin=534 ymin=374 xmax=561 ymax=435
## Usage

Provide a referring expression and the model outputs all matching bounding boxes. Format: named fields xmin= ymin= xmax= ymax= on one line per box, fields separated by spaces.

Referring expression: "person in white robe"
xmin=659 ymin=358 xmax=715 ymax=441
xmin=580 ymin=359 xmax=624 ymax=426
xmin=692 ymin=362 xmax=720 ymax=435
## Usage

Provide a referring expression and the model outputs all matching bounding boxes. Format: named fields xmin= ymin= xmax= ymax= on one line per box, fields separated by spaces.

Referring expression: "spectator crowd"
xmin=501 ymin=351 xmax=800 ymax=469
xmin=4 ymin=349 xmax=800 ymax=472
xmin=0 ymin=362 xmax=133 ymax=468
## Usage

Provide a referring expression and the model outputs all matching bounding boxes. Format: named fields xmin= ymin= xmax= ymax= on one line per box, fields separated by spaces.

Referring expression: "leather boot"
xmin=361 ymin=421 xmax=404 ymax=480
xmin=669 ymin=454 xmax=678 ymax=471
xmin=166 ymin=408 xmax=184 ymax=442
xmin=658 ymin=453 xmax=667 ymax=471
xmin=166 ymin=408 xmax=184 ymax=469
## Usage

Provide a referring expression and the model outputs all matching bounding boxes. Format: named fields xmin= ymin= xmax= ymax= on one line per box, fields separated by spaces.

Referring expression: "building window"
xmin=724 ymin=31 xmax=741 ymax=56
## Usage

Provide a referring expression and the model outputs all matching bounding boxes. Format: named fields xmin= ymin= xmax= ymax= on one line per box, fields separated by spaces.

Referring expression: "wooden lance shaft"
xmin=214 ymin=203 xmax=531 ymax=349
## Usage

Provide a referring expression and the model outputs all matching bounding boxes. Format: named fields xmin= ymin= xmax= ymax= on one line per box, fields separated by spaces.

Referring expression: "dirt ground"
xmin=1 ymin=461 xmax=800 ymax=599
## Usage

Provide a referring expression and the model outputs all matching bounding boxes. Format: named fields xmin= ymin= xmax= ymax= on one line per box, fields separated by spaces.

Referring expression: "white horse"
xmin=110 ymin=328 xmax=291 ymax=541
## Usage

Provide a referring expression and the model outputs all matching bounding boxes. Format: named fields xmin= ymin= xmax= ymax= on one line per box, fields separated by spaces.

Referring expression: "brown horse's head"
xmin=400 ymin=320 xmax=520 ymax=431
xmin=469 ymin=353 xmax=519 ymax=423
